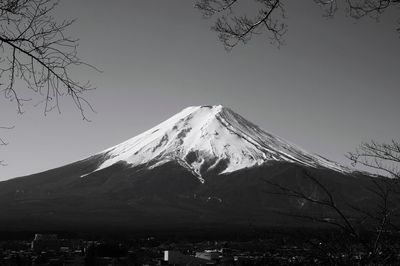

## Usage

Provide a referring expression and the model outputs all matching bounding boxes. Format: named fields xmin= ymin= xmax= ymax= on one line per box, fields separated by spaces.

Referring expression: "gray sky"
xmin=0 ymin=0 xmax=399 ymax=180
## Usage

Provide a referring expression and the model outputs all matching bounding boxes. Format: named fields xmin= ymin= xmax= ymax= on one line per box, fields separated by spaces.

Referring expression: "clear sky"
xmin=0 ymin=0 xmax=398 ymax=180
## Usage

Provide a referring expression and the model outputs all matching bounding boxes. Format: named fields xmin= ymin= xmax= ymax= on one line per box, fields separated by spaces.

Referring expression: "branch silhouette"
xmin=196 ymin=0 xmax=400 ymax=49
xmin=0 ymin=0 xmax=99 ymax=166
xmin=0 ymin=0 xmax=98 ymax=119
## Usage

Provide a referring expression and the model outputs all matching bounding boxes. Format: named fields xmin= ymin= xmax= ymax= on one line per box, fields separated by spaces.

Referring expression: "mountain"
xmin=0 ymin=105 xmax=378 ymax=234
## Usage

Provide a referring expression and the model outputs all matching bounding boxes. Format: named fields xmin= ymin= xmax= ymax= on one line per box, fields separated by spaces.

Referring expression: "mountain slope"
xmin=83 ymin=105 xmax=347 ymax=181
xmin=0 ymin=160 xmax=375 ymax=232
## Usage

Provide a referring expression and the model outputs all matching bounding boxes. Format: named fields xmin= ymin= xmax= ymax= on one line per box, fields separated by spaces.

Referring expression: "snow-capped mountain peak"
xmin=82 ymin=105 xmax=348 ymax=181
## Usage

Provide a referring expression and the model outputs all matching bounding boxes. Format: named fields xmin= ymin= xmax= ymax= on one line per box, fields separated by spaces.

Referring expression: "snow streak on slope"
xmin=82 ymin=105 xmax=348 ymax=181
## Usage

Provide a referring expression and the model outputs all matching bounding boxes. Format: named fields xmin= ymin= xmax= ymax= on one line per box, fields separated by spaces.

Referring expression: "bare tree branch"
xmin=347 ymin=140 xmax=400 ymax=179
xmin=345 ymin=140 xmax=400 ymax=257
xmin=196 ymin=0 xmax=286 ymax=50
xmin=265 ymin=170 xmax=359 ymax=237
xmin=265 ymin=166 xmax=400 ymax=260
xmin=197 ymin=0 xmax=400 ymax=49
xmin=0 ymin=0 xmax=97 ymax=120
xmin=0 ymin=0 xmax=98 ymax=166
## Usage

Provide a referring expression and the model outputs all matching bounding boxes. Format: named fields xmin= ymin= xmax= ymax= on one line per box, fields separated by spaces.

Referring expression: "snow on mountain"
xmin=82 ymin=105 xmax=349 ymax=181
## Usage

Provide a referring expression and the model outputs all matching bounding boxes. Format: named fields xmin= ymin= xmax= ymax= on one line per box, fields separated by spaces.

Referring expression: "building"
xmin=164 ymin=250 xmax=213 ymax=265
xmin=195 ymin=250 xmax=221 ymax=262
xmin=31 ymin=234 xmax=60 ymax=252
